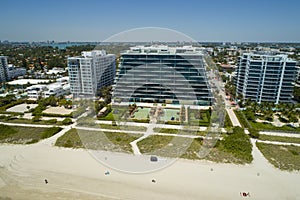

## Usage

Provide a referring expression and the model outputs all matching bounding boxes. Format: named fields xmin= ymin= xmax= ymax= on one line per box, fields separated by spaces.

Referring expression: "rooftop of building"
xmin=26 ymin=84 xmax=47 ymax=90
xmin=7 ymin=79 xmax=50 ymax=85
xmin=68 ymin=50 xmax=115 ymax=59
xmin=241 ymin=52 xmax=296 ymax=62
xmin=121 ymin=45 xmax=204 ymax=55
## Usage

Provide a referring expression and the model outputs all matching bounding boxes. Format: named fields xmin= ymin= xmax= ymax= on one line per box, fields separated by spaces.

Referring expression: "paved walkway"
xmin=95 ymin=120 xmax=208 ymax=131
xmin=226 ymin=108 xmax=241 ymax=127
xmin=37 ymin=125 xmax=73 ymax=146
xmin=0 ymin=122 xmax=64 ymax=128
xmin=259 ymin=131 xmax=300 ymax=138
xmin=256 ymin=139 xmax=300 ymax=147
xmin=130 ymin=121 xmax=156 ymax=155
xmin=250 ymin=138 xmax=277 ymax=171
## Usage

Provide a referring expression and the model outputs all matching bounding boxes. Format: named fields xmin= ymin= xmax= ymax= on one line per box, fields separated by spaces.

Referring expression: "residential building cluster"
xmin=26 ymin=77 xmax=70 ymax=99
xmin=1 ymin=43 xmax=299 ymax=105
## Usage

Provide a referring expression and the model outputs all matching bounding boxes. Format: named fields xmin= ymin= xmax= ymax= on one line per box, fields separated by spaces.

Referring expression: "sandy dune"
xmin=0 ymin=141 xmax=300 ymax=200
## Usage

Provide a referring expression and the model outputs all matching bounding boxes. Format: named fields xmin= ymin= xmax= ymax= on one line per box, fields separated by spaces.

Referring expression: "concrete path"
xmin=226 ymin=108 xmax=241 ymax=127
xmin=250 ymin=138 xmax=277 ymax=171
xmin=95 ymin=120 xmax=208 ymax=131
xmin=0 ymin=121 xmax=62 ymax=128
xmin=260 ymin=131 xmax=300 ymax=138
xmin=130 ymin=123 xmax=156 ymax=155
xmin=36 ymin=125 xmax=73 ymax=146
xmin=256 ymin=139 xmax=300 ymax=147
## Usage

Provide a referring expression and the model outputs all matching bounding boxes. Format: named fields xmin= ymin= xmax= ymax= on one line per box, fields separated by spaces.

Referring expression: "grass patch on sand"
xmin=153 ymin=127 xmax=206 ymax=136
xmin=181 ymin=129 xmax=252 ymax=164
xmin=257 ymin=142 xmax=300 ymax=171
xmin=0 ymin=117 xmax=72 ymax=126
xmin=249 ymin=121 xmax=300 ymax=132
xmin=99 ymin=123 xmax=147 ymax=132
xmin=55 ymin=128 xmax=142 ymax=153
xmin=138 ymin=127 xmax=252 ymax=164
xmin=0 ymin=124 xmax=61 ymax=144
xmin=259 ymin=134 xmax=300 ymax=144
xmin=137 ymin=135 xmax=195 ymax=157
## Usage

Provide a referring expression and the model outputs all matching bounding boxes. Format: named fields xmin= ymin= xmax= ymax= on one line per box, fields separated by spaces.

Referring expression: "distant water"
xmin=38 ymin=42 xmax=98 ymax=49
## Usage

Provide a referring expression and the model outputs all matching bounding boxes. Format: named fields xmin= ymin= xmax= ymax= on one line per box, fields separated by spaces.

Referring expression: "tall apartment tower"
xmin=235 ymin=53 xmax=297 ymax=104
xmin=113 ymin=45 xmax=212 ymax=105
xmin=67 ymin=50 xmax=116 ymax=98
xmin=0 ymin=56 xmax=9 ymax=83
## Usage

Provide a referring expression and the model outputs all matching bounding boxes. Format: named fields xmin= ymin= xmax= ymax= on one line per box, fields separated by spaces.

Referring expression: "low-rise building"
xmin=27 ymin=85 xmax=48 ymax=99
xmin=7 ymin=64 xmax=26 ymax=80
xmin=43 ymin=83 xmax=65 ymax=98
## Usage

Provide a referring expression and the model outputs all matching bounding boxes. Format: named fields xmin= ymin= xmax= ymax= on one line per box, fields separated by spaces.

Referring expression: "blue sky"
xmin=1 ymin=0 xmax=300 ymax=42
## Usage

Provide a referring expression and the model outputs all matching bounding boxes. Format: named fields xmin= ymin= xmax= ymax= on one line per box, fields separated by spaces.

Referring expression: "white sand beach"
xmin=0 ymin=141 xmax=300 ymax=200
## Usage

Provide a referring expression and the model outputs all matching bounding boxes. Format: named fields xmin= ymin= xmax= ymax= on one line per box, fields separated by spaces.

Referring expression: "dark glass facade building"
xmin=113 ymin=46 xmax=212 ymax=105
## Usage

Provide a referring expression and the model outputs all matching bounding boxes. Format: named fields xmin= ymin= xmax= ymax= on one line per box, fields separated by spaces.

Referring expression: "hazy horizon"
xmin=0 ymin=0 xmax=300 ymax=43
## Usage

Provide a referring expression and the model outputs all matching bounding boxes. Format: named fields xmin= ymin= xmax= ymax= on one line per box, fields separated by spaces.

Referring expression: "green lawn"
xmin=257 ymin=142 xmax=300 ymax=171
xmin=259 ymin=134 xmax=300 ymax=144
xmin=0 ymin=124 xmax=62 ymax=144
xmin=234 ymin=110 xmax=300 ymax=133
xmin=250 ymin=121 xmax=300 ymax=132
xmin=189 ymin=109 xmax=210 ymax=126
xmin=133 ymin=107 xmax=150 ymax=119
xmin=55 ymin=128 xmax=142 ymax=153
xmin=97 ymin=111 xmax=115 ymax=121
xmin=162 ymin=109 xmax=180 ymax=121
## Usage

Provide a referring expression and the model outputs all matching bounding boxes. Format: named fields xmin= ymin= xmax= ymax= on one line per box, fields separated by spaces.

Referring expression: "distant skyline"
xmin=1 ymin=0 xmax=300 ymax=42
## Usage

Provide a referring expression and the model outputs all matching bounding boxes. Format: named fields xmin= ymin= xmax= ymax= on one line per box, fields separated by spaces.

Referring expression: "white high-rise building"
xmin=68 ymin=50 xmax=116 ymax=98
xmin=0 ymin=57 xmax=26 ymax=82
xmin=0 ymin=56 xmax=8 ymax=83
xmin=235 ymin=53 xmax=297 ymax=104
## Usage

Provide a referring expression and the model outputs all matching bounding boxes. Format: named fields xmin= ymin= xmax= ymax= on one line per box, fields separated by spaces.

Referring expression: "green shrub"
xmin=131 ymin=118 xmax=150 ymax=123
xmin=26 ymin=139 xmax=39 ymax=144
xmin=41 ymin=127 xmax=62 ymax=139
xmin=165 ymin=120 xmax=181 ymax=125
xmin=42 ymin=112 xmax=72 ymax=118
xmin=32 ymin=116 xmax=41 ymax=122
xmin=221 ymin=127 xmax=253 ymax=163
xmin=249 ymin=128 xmax=259 ymax=139
xmin=234 ymin=110 xmax=251 ymax=128
xmin=45 ymin=119 xmax=58 ymax=124
xmin=62 ymin=118 xmax=72 ymax=125
xmin=0 ymin=99 xmax=26 ymax=111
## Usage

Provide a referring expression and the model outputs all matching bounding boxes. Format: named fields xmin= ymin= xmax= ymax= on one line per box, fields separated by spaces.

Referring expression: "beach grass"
xmin=257 ymin=142 xmax=300 ymax=171
xmin=259 ymin=134 xmax=300 ymax=144
xmin=0 ymin=124 xmax=62 ymax=144
xmin=137 ymin=127 xmax=252 ymax=164
xmin=55 ymin=128 xmax=142 ymax=153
